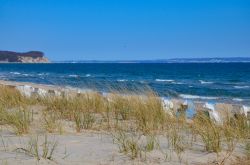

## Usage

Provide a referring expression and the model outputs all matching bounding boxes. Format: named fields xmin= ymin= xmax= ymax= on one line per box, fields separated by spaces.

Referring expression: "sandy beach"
xmin=1 ymin=0 xmax=250 ymax=164
xmin=0 ymin=80 xmax=249 ymax=164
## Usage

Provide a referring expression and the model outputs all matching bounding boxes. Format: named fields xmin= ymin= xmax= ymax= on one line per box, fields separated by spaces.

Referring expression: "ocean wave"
xmin=179 ymin=94 xmax=218 ymax=100
xmin=139 ymin=80 xmax=146 ymax=83
xmin=155 ymin=79 xmax=174 ymax=82
xmin=155 ymin=79 xmax=184 ymax=84
xmin=117 ymin=79 xmax=128 ymax=82
xmin=199 ymin=80 xmax=214 ymax=84
xmin=172 ymin=82 xmax=184 ymax=85
xmin=234 ymin=86 xmax=249 ymax=89
xmin=233 ymin=98 xmax=244 ymax=102
xmin=68 ymin=74 xmax=91 ymax=78
xmin=38 ymin=73 xmax=49 ymax=76
xmin=69 ymin=74 xmax=79 ymax=78
xmin=10 ymin=72 xmax=21 ymax=75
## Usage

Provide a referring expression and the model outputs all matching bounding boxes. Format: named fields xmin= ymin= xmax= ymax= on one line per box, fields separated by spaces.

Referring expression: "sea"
xmin=0 ymin=63 xmax=250 ymax=105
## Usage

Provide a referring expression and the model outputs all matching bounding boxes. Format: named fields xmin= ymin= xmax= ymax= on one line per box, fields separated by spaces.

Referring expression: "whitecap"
xmin=155 ymin=79 xmax=174 ymax=82
xmin=199 ymin=80 xmax=214 ymax=84
xmin=233 ymin=98 xmax=244 ymax=102
xmin=179 ymin=94 xmax=218 ymax=100
xmin=198 ymin=96 xmax=218 ymax=100
xmin=38 ymin=73 xmax=49 ymax=76
xmin=234 ymin=86 xmax=249 ymax=89
xmin=172 ymin=82 xmax=184 ymax=85
xmin=85 ymin=74 xmax=91 ymax=77
xmin=179 ymin=94 xmax=200 ymax=99
xmin=117 ymin=79 xmax=128 ymax=82
xmin=10 ymin=72 xmax=21 ymax=75
xmin=69 ymin=74 xmax=79 ymax=78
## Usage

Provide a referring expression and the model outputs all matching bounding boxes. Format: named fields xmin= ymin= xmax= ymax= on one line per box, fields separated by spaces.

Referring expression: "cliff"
xmin=0 ymin=51 xmax=50 ymax=63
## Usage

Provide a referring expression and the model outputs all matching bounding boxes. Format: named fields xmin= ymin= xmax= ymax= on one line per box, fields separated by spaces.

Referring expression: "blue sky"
xmin=0 ymin=0 xmax=249 ymax=61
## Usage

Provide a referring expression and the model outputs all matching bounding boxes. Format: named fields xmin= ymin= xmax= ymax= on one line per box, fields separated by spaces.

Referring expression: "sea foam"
xmin=117 ymin=79 xmax=128 ymax=82
xmin=10 ymin=72 xmax=21 ymax=75
xmin=180 ymin=94 xmax=218 ymax=100
xmin=234 ymin=86 xmax=249 ymax=89
xmin=69 ymin=74 xmax=79 ymax=78
xmin=199 ymin=80 xmax=214 ymax=84
xmin=155 ymin=79 xmax=174 ymax=82
xmin=233 ymin=98 xmax=244 ymax=102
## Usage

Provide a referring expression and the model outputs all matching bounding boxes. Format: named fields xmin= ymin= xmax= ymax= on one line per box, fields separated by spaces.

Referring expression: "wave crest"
xmin=234 ymin=86 xmax=249 ymax=89
xmin=199 ymin=80 xmax=214 ymax=84
xmin=155 ymin=79 xmax=174 ymax=82
xmin=179 ymin=94 xmax=218 ymax=100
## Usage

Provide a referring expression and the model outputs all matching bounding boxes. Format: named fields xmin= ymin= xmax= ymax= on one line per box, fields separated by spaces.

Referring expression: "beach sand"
xmin=0 ymin=80 xmax=249 ymax=165
xmin=0 ymin=131 xmax=245 ymax=165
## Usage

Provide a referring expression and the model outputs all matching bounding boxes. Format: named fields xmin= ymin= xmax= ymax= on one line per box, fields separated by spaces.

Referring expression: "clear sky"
xmin=0 ymin=0 xmax=250 ymax=61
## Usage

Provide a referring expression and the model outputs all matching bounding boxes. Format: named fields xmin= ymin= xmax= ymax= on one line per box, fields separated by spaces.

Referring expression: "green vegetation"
xmin=14 ymin=134 xmax=58 ymax=161
xmin=0 ymin=85 xmax=249 ymax=164
xmin=0 ymin=107 xmax=32 ymax=135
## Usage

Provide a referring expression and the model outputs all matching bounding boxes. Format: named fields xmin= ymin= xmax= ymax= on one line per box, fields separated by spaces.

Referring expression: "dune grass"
xmin=112 ymin=130 xmax=160 ymax=160
xmin=0 ymin=107 xmax=32 ymax=135
xmin=112 ymin=130 xmax=142 ymax=159
xmin=42 ymin=110 xmax=63 ymax=133
xmin=42 ymin=93 xmax=102 ymax=132
xmin=0 ymin=85 xmax=26 ymax=108
xmin=0 ymin=84 xmax=249 ymax=163
xmin=14 ymin=134 xmax=58 ymax=161
xmin=192 ymin=113 xmax=222 ymax=153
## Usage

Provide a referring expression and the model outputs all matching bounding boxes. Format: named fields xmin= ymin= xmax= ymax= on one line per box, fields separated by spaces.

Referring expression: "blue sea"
xmin=0 ymin=63 xmax=250 ymax=104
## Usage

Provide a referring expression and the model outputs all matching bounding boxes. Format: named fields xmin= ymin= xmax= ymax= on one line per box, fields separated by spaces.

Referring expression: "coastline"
xmin=0 ymin=63 xmax=249 ymax=105
xmin=0 ymin=79 xmax=248 ymax=119
xmin=0 ymin=79 xmax=249 ymax=164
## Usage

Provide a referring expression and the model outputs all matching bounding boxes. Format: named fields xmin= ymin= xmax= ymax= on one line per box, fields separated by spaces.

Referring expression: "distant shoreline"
xmin=52 ymin=57 xmax=250 ymax=63
xmin=1 ymin=56 xmax=250 ymax=63
xmin=1 ymin=62 xmax=250 ymax=64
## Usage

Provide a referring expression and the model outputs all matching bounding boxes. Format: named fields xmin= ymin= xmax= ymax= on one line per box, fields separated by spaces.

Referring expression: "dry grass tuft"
xmin=15 ymin=134 xmax=58 ymax=161
xmin=0 ymin=107 xmax=32 ymax=135
xmin=0 ymin=85 xmax=27 ymax=108
xmin=192 ymin=113 xmax=221 ymax=153
xmin=42 ymin=111 xmax=63 ymax=133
